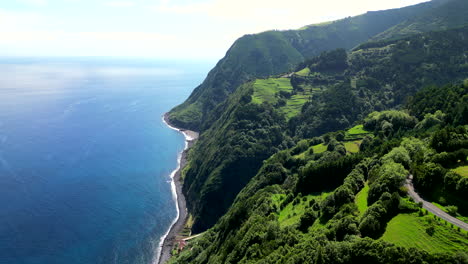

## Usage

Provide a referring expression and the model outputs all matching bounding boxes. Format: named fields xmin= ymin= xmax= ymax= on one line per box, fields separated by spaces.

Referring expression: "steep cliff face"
xmin=167 ymin=1 xmax=437 ymax=131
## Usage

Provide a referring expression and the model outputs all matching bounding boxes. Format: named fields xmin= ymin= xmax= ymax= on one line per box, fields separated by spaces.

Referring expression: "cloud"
xmin=104 ymin=1 xmax=136 ymax=7
xmin=152 ymin=0 xmax=429 ymax=33
xmin=16 ymin=0 xmax=48 ymax=6
xmin=0 ymin=0 xmax=429 ymax=59
xmin=0 ymin=9 xmax=50 ymax=31
xmin=150 ymin=1 xmax=209 ymax=15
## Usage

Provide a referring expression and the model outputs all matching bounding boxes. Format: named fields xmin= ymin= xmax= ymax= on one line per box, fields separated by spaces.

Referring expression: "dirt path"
xmin=405 ymin=175 xmax=468 ymax=231
xmin=181 ymin=232 xmax=204 ymax=241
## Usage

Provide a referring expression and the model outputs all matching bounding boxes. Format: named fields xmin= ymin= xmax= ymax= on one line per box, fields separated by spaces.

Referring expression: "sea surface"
xmin=0 ymin=57 xmax=212 ymax=264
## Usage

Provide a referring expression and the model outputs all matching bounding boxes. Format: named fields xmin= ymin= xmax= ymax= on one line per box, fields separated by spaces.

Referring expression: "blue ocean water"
xmin=0 ymin=57 xmax=212 ymax=264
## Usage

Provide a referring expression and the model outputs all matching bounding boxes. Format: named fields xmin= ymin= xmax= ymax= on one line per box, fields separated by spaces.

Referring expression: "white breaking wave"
xmin=153 ymin=115 xmax=189 ymax=264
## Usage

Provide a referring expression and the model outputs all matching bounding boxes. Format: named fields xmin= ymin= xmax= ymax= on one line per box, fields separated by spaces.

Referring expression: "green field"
xmin=355 ymin=183 xmax=369 ymax=216
xmin=251 ymin=77 xmax=315 ymax=119
xmin=452 ymin=165 xmax=468 ymax=177
xmin=344 ymin=140 xmax=362 ymax=153
xmin=381 ymin=213 xmax=468 ymax=254
xmin=312 ymin=143 xmax=327 ymax=154
xmin=251 ymin=78 xmax=293 ymax=104
xmin=345 ymin=124 xmax=370 ymax=140
xmin=295 ymin=67 xmax=310 ymax=76
xmin=274 ymin=192 xmax=330 ymax=228
xmin=347 ymin=124 xmax=368 ymax=135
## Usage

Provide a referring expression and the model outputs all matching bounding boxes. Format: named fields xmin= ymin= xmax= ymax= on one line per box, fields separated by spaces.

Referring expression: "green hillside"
xmin=178 ymin=25 xmax=468 ymax=233
xmin=382 ymin=213 xmax=468 ymax=254
xmin=169 ymin=80 xmax=468 ymax=263
xmin=162 ymin=1 xmax=468 ymax=262
xmin=373 ymin=0 xmax=468 ymax=41
xmin=167 ymin=1 xmax=438 ymax=130
xmin=251 ymin=77 xmax=317 ymax=119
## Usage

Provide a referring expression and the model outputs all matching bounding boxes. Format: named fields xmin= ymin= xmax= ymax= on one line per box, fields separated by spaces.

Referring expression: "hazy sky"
xmin=0 ymin=0 xmax=429 ymax=59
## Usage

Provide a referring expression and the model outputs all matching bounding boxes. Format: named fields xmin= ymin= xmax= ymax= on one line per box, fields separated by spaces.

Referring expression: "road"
xmin=405 ymin=175 xmax=468 ymax=231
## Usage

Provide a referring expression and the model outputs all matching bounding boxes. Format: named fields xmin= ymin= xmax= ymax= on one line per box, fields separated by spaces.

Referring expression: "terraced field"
xmin=251 ymin=77 xmax=316 ymax=119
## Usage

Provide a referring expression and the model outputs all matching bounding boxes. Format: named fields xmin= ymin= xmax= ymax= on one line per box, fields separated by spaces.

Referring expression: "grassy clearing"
xmin=295 ymin=67 xmax=310 ymax=76
xmin=282 ymin=93 xmax=310 ymax=119
xmin=381 ymin=213 xmax=468 ymax=254
xmin=345 ymin=124 xmax=370 ymax=140
xmin=452 ymin=165 xmax=468 ymax=177
xmin=252 ymin=78 xmax=293 ymax=104
xmin=344 ymin=140 xmax=362 ymax=153
xmin=275 ymin=192 xmax=330 ymax=228
xmin=355 ymin=183 xmax=369 ymax=216
xmin=312 ymin=143 xmax=327 ymax=154
xmin=347 ymin=124 xmax=368 ymax=135
xmin=252 ymin=77 xmax=316 ymax=119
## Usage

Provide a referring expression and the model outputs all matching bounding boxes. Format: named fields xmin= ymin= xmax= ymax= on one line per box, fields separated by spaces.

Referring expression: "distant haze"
xmin=0 ymin=0 xmax=428 ymax=59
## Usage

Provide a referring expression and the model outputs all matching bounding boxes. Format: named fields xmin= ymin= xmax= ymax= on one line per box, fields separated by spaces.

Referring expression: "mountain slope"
xmin=180 ymin=25 xmax=468 ymax=233
xmin=169 ymin=81 xmax=468 ymax=263
xmin=167 ymin=1 xmax=438 ymax=130
xmin=373 ymin=0 xmax=468 ymax=41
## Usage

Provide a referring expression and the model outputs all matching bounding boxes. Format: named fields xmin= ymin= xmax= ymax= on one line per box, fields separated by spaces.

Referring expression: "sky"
xmin=0 ymin=0 xmax=429 ymax=60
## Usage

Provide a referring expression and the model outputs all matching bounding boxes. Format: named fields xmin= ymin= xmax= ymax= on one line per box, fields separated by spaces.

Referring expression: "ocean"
xmin=0 ymin=57 xmax=212 ymax=264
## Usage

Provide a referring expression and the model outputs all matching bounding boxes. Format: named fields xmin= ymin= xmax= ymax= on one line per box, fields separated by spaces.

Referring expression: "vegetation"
xmin=179 ymin=25 xmax=468 ymax=231
xmin=355 ymin=183 xmax=369 ymax=215
xmin=347 ymin=124 xmax=369 ymax=135
xmin=165 ymin=1 xmax=468 ymax=262
xmin=372 ymin=0 xmax=468 ymax=41
xmin=453 ymin=166 xmax=468 ymax=178
xmin=382 ymin=213 xmax=468 ymax=254
xmin=167 ymin=0 xmax=441 ymax=130
xmin=252 ymin=77 xmax=316 ymax=119
xmin=170 ymin=78 xmax=468 ymax=262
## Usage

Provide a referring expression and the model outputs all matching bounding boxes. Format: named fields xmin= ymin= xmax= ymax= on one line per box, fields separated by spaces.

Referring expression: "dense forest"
xmin=165 ymin=0 xmax=468 ymax=262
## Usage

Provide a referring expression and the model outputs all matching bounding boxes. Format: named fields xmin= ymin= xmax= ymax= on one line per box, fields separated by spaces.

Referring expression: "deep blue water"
xmin=0 ymin=57 xmax=212 ymax=264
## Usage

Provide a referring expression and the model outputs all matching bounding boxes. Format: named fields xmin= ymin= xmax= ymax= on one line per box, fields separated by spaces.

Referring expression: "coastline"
xmin=156 ymin=113 xmax=198 ymax=264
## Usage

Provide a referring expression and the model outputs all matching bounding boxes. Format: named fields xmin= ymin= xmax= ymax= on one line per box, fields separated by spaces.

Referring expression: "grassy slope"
xmin=381 ymin=212 xmax=468 ymax=254
xmin=295 ymin=67 xmax=310 ymax=76
xmin=273 ymin=192 xmax=330 ymax=228
xmin=169 ymin=1 xmax=437 ymax=129
xmin=251 ymin=78 xmax=293 ymax=104
xmin=452 ymin=165 xmax=468 ymax=177
xmin=347 ymin=124 xmax=368 ymax=135
xmin=345 ymin=124 xmax=370 ymax=141
xmin=344 ymin=140 xmax=362 ymax=153
xmin=355 ymin=183 xmax=369 ymax=216
xmin=373 ymin=0 xmax=468 ymax=41
xmin=312 ymin=143 xmax=327 ymax=154
xmin=252 ymin=77 xmax=314 ymax=119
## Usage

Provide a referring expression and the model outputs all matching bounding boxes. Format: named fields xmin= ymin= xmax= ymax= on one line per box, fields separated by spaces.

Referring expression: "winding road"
xmin=405 ymin=175 xmax=468 ymax=231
